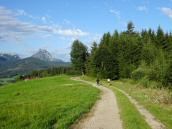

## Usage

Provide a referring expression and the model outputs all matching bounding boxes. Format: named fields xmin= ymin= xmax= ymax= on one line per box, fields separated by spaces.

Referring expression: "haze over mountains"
xmin=0 ymin=49 xmax=70 ymax=77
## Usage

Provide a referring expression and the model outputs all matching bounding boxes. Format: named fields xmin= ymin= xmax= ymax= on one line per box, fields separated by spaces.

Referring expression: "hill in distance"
xmin=0 ymin=53 xmax=20 ymax=64
xmin=0 ymin=49 xmax=70 ymax=78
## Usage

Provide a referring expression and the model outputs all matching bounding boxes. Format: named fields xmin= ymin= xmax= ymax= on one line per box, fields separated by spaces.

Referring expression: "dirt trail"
xmin=113 ymin=86 xmax=166 ymax=129
xmin=71 ymin=77 xmax=123 ymax=129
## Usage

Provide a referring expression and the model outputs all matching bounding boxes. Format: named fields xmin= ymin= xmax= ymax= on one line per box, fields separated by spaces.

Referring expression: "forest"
xmin=70 ymin=22 xmax=172 ymax=88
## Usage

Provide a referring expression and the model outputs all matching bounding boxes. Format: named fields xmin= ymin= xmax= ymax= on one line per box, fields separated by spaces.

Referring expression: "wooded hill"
xmin=70 ymin=22 xmax=172 ymax=88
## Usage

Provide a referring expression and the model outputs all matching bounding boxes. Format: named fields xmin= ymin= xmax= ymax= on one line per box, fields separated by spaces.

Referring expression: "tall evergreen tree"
xmin=86 ymin=42 xmax=98 ymax=76
xmin=91 ymin=42 xmax=98 ymax=54
xmin=92 ymin=45 xmax=118 ymax=79
xmin=156 ymin=26 xmax=166 ymax=48
xmin=99 ymin=32 xmax=112 ymax=47
xmin=127 ymin=21 xmax=135 ymax=34
xmin=70 ymin=40 xmax=88 ymax=75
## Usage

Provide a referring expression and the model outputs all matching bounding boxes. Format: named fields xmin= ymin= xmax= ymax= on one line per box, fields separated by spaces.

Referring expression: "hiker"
xmin=96 ymin=78 xmax=100 ymax=85
xmin=107 ymin=78 xmax=111 ymax=85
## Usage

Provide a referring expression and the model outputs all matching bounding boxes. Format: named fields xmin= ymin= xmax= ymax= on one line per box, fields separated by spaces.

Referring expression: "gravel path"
xmin=71 ymin=78 xmax=123 ymax=129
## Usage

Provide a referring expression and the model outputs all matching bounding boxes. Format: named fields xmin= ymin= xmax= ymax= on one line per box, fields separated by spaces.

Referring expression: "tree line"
xmin=18 ymin=67 xmax=75 ymax=80
xmin=70 ymin=22 xmax=172 ymax=88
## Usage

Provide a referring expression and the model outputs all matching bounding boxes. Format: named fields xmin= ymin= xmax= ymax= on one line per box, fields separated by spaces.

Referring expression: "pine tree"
xmin=92 ymin=45 xmax=118 ymax=79
xmin=91 ymin=42 xmax=98 ymax=54
xmin=156 ymin=26 xmax=166 ymax=48
xmin=70 ymin=40 xmax=88 ymax=75
xmin=127 ymin=21 xmax=135 ymax=34
xmin=86 ymin=42 xmax=98 ymax=76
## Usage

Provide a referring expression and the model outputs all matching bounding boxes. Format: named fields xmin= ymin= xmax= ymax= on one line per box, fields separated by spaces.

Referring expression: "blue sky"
xmin=0 ymin=0 xmax=172 ymax=61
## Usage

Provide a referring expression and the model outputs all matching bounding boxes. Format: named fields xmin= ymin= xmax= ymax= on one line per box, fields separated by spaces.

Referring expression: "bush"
xmin=147 ymin=50 xmax=168 ymax=84
xmin=147 ymin=68 xmax=158 ymax=81
xmin=163 ymin=62 xmax=172 ymax=87
xmin=139 ymin=77 xmax=150 ymax=88
xmin=139 ymin=77 xmax=162 ymax=88
xmin=131 ymin=67 xmax=147 ymax=80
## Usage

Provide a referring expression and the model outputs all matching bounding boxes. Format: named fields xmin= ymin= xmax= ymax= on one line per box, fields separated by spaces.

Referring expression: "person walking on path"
xmin=96 ymin=78 xmax=100 ymax=85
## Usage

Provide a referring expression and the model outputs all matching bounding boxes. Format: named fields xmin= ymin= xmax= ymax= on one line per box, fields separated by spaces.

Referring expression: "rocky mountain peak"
xmin=32 ymin=49 xmax=54 ymax=62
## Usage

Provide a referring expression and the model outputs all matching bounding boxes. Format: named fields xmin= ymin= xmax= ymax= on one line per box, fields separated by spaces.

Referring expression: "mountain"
xmin=0 ymin=50 xmax=70 ymax=78
xmin=32 ymin=49 xmax=54 ymax=62
xmin=32 ymin=49 xmax=63 ymax=62
xmin=0 ymin=53 xmax=20 ymax=63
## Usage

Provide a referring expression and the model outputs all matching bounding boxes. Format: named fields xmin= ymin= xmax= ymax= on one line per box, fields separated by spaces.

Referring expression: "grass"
xmin=0 ymin=75 xmax=100 ymax=129
xmin=111 ymin=86 xmax=151 ymax=129
xmin=81 ymin=76 xmax=151 ymax=129
xmin=114 ymin=80 xmax=172 ymax=129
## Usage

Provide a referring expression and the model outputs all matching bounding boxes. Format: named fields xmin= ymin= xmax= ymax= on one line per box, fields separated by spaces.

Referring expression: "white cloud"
xmin=160 ymin=7 xmax=172 ymax=19
xmin=0 ymin=6 xmax=89 ymax=42
xmin=15 ymin=9 xmax=40 ymax=20
xmin=40 ymin=15 xmax=54 ymax=24
xmin=137 ymin=6 xmax=148 ymax=12
xmin=41 ymin=16 xmax=47 ymax=22
xmin=109 ymin=9 xmax=121 ymax=19
xmin=16 ymin=9 xmax=27 ymax=16
xmin=56 ymin=29 xmax=89 ymax=36
xmin=63 ymin=19 xmax=71 ymax=24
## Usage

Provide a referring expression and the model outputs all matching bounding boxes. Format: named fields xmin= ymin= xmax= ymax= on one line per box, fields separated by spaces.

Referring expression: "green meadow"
xmin=0 ymin=75 xmax=100 ymax=129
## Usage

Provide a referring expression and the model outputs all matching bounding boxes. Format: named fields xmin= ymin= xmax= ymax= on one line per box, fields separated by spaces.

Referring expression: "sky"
xmin=0 ymin=0 xmax=172 ymax=61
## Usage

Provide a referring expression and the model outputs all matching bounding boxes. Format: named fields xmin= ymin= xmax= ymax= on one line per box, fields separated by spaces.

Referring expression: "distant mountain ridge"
xmin=0 ymin=49 xmax=70 ymax=78
xmin=32 ymin=49 xmax=64 ymax=62
xmin=0 ymin=53 xmax=20 ymax=63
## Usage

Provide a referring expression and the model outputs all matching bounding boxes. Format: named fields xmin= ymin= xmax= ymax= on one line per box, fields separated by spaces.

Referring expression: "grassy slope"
xmin=113 ymin=80 xmax=172 ymax=129
xmin=81 ymin=76 xmax=151 ymax=129
xmin=0 ymin=75 xmax=100 ymax=129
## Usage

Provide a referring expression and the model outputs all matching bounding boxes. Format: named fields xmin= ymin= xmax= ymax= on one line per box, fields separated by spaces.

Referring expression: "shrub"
xmin=147 ymin=68 xmax=158 ymax=81
xmin=139 ymin=77 xmax=150 ymax=88
xmin=131 ymin=67 xmax=147 ymax=80
xmin=163 ymin=62 xmax=172 ymax=87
